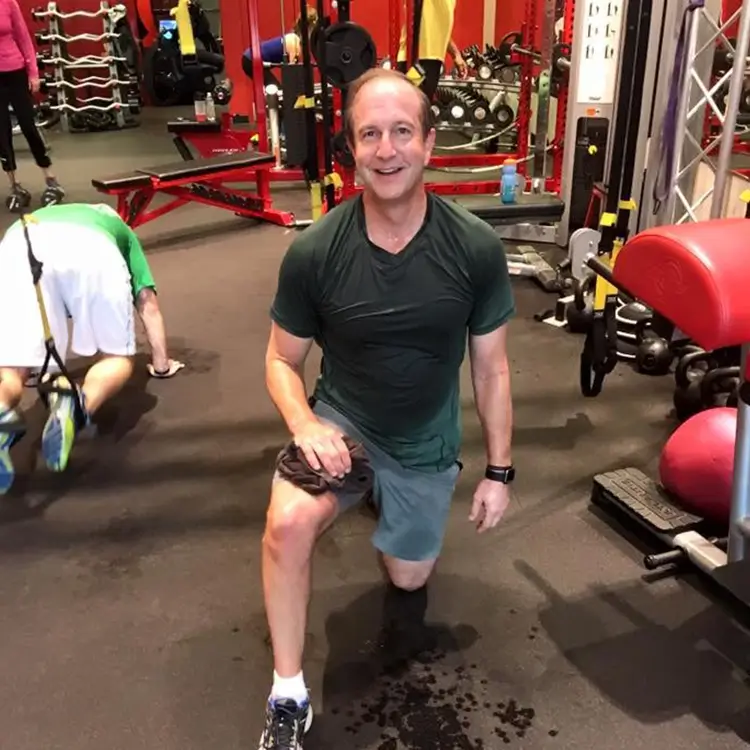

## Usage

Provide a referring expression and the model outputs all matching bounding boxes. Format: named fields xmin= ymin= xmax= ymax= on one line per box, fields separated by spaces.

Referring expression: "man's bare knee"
xmin=0 ymin=367 xmax=29 ymax=409
xmin=383 ymin=555 xmax=437 ymax=591
xmin=263 ymin=480 xmax=338 ymax=558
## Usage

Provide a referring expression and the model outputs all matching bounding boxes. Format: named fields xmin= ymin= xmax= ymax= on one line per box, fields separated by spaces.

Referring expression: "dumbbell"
xmin=433 ymin=86 xmax=455 ymax=122
xmin=492 ymin=103 xmax=515 ymax=128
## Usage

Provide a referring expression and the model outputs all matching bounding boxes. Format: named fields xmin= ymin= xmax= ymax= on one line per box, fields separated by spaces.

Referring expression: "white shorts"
xmin=0 ymin=221 xmax=136 ymax=370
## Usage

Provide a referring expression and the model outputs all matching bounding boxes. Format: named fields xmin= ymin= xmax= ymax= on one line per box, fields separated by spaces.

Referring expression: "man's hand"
xmin=454 ymin=53 xmax=468 ymax=78
xmin=29 ymin=77 xmax=40 ymax=94
xmin=147 ymin=360 xmax=186 ymax=378
xmin=294 ymin=420 xmax=352 ymax=479
xmin=469 ymin=478 xmax=511 ymax=532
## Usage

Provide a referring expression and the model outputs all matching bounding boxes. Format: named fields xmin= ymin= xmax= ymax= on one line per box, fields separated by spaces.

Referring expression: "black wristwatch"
xmin=485 ymin=465 xmax=516 ymax=484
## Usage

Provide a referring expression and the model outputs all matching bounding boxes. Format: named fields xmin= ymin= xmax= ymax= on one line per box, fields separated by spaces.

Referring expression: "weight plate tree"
xmin=31 ymin=1 xmax=140 ymax=133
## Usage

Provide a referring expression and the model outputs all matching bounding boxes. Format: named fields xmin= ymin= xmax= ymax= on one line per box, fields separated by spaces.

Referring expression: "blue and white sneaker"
xmin=41 ymin=376 xmax=85 ymax=473
xmin=0 ymin=407 xmax=24 ymax=494
xmin=258 ymin=697 xmax=313 ymax=750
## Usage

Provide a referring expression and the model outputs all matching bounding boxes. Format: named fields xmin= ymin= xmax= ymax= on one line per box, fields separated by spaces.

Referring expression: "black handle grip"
xmin=644 ymin=549 xmax=685 ymax=570
xmin=585 ymin=256 xmax=635 ymax=303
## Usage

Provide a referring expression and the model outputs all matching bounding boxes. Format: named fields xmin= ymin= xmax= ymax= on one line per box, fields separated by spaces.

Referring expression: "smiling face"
xmin=348 ymin=74 xmax=436 ymax=204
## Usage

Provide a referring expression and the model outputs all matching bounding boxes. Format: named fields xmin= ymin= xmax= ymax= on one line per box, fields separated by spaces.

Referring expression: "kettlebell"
xmin=635 ymin=332 xmax=672 ymax=376
xmin=700 ymin=366 xmax=740 ymax=410
xmin=673 ymin=349 xmax=711 ymax=421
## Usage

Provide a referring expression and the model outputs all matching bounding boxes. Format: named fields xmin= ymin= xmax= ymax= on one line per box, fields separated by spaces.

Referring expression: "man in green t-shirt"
xmin=0 ymin=202 xmax=183 ymax=494
xmin=258 ymin=68 xmax=516 ymax=749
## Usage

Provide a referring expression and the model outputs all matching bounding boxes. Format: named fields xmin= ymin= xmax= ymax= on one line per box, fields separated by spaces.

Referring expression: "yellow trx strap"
xmin=171 ymin=0 xmax=196 ymax=57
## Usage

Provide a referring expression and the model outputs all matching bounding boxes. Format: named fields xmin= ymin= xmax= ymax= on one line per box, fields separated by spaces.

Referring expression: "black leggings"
xmin=0 ymin=68 xmax=50 ymax=173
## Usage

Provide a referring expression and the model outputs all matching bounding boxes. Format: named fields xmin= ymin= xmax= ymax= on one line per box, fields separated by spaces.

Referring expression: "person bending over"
xmin=396 ymin=0 xmax=468 ymax=101
xmin=241 ymin=5 xmax=318 ymax=88
xmin=0 ymin=0 xmax=64 ymax=206
xmin=0 ymin=202 xmax=183 ymax=494
xmin=259 ymin=67 xmax=515 ymax=749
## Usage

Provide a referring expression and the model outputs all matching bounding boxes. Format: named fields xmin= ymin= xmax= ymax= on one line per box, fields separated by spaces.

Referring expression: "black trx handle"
xmin=18 ymin=214 xmax=87 ymax=429
xmin=580 ymin=303 xmax=619 ymax=397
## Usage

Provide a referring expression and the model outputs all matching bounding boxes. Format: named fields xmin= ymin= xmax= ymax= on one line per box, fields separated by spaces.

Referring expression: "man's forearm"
xmin=472 ymin=371 xmax=513 ymax=465
xmin=266 ymin=359 xmax=318 ymax=435
xmin=137 ymin=303 xmax=169 ymax=370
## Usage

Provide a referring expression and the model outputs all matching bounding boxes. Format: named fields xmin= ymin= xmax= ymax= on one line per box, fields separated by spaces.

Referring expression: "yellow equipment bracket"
xmin=740 ymin=189 xmax=750 ymax=204
xmin=294 ymin=95 xmax=316 ymax=110
xmin=592 ymin=240 xmax=623 ymax=309
xmin=324 ymin=172 xmax=343 ymax=189
xmin=309 ymin=182 xmax=323 ymax=222
xmin=171 ymin=0 xmax=196 ymax=57
xmin=406 ymin=64 xmax=425 ymax=87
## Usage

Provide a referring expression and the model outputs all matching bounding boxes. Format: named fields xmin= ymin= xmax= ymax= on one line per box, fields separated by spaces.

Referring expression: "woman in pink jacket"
xmin=0 ymin=0 xmax=63 ymax=209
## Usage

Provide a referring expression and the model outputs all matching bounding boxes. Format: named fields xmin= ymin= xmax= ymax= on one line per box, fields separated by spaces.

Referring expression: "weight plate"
xmin=494 ymin=103 xmax=514 ymax=126
xmin=319 ymin=21 xmax=377 ymax=89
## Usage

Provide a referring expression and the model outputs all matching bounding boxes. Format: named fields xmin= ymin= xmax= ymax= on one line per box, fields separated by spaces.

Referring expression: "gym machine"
xmin=31 ymin=1 xmax=141 ymax=133
xmin=578 ymin=0 xmax=750 ymax=613
xmin=140 ymin=0 xmax=224 ymax=107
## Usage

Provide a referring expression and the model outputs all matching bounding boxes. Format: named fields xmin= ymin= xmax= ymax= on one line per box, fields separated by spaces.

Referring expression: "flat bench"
xmin=167 ymin=119 xmax=223 ymax=134
xmin=454 ymin=193 xmax=565 ymax=226
xmin=90 ymin=150 xmax=294 ymax=229
xmin=91 ymin=151 xmax=276 ymax=191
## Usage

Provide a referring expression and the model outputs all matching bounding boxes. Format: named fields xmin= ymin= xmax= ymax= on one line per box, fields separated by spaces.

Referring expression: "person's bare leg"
xmin=0 ymin=366 xmax=30 ymax=493
xmin=0 ymin=366 xmax=27 ymax=412
xmin=263 ymin=480 xmax=338 ymax=679
xmin=258 ymin=479 xmax=338 ymax=746
xmin=80 ymin=355 xmax=134 ymax=415
xmin=41 ymin=355 xmax=133 ymax=472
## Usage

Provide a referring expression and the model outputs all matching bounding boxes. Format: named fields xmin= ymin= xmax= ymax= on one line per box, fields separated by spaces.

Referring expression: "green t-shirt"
xmin=23 ymin=203 xmax=155 ymax=300
xmin=270 ymin=193 xmax=516 ymax=472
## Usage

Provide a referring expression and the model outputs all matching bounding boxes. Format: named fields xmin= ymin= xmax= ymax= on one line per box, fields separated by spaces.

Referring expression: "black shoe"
xmin=258 ymin=697 xmax=313 ymax=749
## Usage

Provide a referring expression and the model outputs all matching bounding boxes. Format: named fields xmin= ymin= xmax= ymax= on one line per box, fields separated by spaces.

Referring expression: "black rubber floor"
xmin=1 ymin=113 xmax=750 ymax=749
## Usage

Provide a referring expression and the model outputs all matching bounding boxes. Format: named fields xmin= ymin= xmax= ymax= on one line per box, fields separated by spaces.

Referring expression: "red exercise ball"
xmin=659 ymin=407 xmax=737 ymax=526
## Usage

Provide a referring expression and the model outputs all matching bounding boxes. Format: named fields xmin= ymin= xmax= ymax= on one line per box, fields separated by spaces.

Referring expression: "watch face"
xmin=506 ymin=467 xmax=516 ymax=482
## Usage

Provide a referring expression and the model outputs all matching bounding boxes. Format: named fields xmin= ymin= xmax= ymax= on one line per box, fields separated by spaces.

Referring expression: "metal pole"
xmin=280 ymin=0 xmax=286 ymax=34
xmin=709 ymin=0 xmax=750 ymax=218
xmin=658 ymin=8 xmax=700 ymax=225
xmin=729 ymin=345 xmax=750 ymax=562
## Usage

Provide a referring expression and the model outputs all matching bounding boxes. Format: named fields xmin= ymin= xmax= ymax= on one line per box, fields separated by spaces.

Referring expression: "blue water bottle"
xmin=500 ymin=158 xmax=518 ymax=204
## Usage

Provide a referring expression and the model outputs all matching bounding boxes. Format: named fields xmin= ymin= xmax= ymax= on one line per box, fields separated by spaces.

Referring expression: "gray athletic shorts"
xmin=276 ymin=399 xmax=462 ymax=562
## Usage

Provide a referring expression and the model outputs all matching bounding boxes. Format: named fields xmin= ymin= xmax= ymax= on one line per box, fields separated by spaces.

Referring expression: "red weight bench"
xmin=92 ymin=151 xmax=296 ymax=229
xmin=590 ymin=218 xmax=750 ymax=611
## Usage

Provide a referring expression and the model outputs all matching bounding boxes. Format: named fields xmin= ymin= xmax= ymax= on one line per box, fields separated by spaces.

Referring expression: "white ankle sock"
xmin=271 ymin=671 xmax=308 ymax=703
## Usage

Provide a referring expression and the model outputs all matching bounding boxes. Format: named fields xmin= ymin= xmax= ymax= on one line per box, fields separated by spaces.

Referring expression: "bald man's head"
xmin=343 ymin=68 xmax=433 ymax=144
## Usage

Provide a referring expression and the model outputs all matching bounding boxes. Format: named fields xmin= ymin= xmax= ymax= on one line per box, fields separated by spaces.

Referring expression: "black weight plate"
xmin=320 ymin=21 xmax=377 ymax=89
